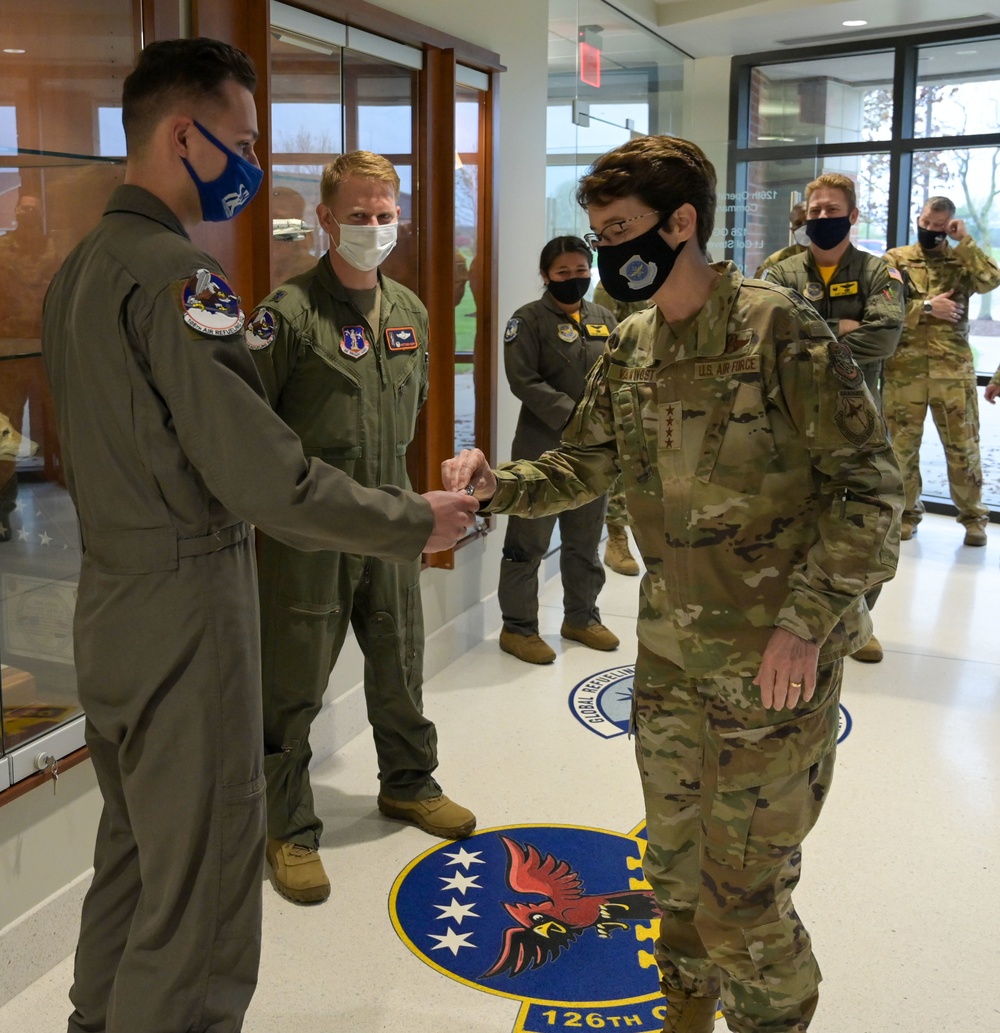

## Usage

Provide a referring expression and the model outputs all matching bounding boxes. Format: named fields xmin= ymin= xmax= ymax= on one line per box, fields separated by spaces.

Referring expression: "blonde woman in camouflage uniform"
xmin=883 ymin=196 xmax=1000 ymax=544
xmin=444 ymin=136 xmax=902 ymax=1033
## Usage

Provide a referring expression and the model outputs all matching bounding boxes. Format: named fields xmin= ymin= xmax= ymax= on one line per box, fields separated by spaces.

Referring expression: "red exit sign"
xmin=580 ymin=40 xmax=601 ymax=88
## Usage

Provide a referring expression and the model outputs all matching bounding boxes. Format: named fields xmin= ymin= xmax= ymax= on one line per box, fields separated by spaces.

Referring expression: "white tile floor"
xmin=2 ymin=511 xmax=998 ymax=1032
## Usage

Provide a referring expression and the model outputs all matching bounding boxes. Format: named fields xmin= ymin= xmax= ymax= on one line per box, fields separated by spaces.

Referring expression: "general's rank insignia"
xmin=584 ymin=323 xmax=611 ymax=337
xmin=803 ymin=282 xmax=824 ymax=302
xmin=181 ymin=269 xmax=244 ymax=336
xmin=386 ymin=326 xmax=419 ymax=351
xmin=828 ymin=341 xmax=863 ymax=387
xmin=558 ymin=323 xmax=579 ymax=343
xmin=504 ymin=317 xmax=520 ymax=344
xmin=834 ymin=391 xmax=875 ymax=446
xmin=659 ymin=401 xmax=681 ymax=450
xmin=341 ymin=325 xmax=369 ymax=359
xmin=829 ymin=280 xmax=858 ymax=297
xmin=244 ymin=307 xmax=276 ymax=350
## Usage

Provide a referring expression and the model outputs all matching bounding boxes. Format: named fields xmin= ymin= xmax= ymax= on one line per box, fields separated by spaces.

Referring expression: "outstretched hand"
xmin=441 ymin=448 xmax=498 ymax=502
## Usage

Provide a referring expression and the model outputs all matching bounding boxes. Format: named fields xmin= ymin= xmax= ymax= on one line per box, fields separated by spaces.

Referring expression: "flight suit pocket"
xmin=217 ymin=773 xmax=265 ymax=940
xmin=696 ymin=378 xmax=777 ymax=495
xmin=393 ymin=352 xmax=422 ymax=450
xmin=705 ymin=690 xmax=839 ymax=870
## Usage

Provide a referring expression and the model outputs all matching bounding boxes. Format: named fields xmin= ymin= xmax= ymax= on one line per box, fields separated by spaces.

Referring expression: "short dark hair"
xmin=539 ymin=235 xmax=591 ymax=276
xmin=576 ymin=136 xmax=717 ymax=253
xmin=122 ymin=38 xmax=257 ymax=154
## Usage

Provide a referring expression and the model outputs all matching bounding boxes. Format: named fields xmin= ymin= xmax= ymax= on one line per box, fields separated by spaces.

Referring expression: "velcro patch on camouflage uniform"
xmin=659 ymin=401 xmax=681 ymax=449
xmin=695 ymin=356 xmax=760 ymax=379
xmin=834 ymin=391 xmax=876 ymax=446
xmin=725 ymin=328 xmax=754 ymax=352
xmin=829 ymin=280 xmax=858 ymax=297
xmin=827 ymin=341 xmax=863 ymax=387
xmin=607 ymin=365 xmax=656 ymax=383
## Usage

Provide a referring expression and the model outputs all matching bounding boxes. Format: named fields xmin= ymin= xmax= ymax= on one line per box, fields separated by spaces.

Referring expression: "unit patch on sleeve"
xmin=180 ymin=269 xmax=245 ymax=336
xmin=834 ymin=391 xmax=876 ymax=446
xmin=341 ymin=325 xmax=370 ymax=359
xmin=244 ymin=307 xmax=276 ymax=350
xmin=504 ymin=318 xmax=521 ymax=344
xmin=827 ymin=341 xmax=863 ymax=387
xmin=386 ymin=326 xmax=419 ymax=351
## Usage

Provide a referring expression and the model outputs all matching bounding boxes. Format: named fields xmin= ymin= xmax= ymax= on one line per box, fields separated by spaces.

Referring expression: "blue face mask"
xmin=182 ymin=121 xmax=263 ymax=222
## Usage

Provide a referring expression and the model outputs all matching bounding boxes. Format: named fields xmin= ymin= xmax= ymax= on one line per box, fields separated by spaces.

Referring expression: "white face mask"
xmin=793 ymin=225 xmax=810 ymax=247
xmin=334 ymin=221 xmax=398 ymax=271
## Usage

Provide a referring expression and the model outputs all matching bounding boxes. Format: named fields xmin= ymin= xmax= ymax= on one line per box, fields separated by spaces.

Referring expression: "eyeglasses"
xmin=583 ymin=211 xmax=660 ymax=250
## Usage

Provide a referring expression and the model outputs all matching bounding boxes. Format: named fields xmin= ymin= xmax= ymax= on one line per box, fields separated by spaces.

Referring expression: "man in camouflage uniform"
xmin=764 ymin=173 xmax=903 ymax=663
xmin=593 ymin=280 xmax=648 ymax=576
xmin=753 ymin=201 xmax=807 ymax=279
xmin=884 ymin=195 xmax=1000 ymax=544
xmin=444 ymin=136 xmax=902 ymax=1033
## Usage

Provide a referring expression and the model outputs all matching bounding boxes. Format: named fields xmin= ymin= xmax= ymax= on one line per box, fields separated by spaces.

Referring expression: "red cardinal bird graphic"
xmin=483 ymin=835 xmax=659 ymax=978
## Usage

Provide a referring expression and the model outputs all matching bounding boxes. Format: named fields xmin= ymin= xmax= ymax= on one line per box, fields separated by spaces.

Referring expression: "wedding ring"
xmin=790 ymin=680 xmax=803 ymax=688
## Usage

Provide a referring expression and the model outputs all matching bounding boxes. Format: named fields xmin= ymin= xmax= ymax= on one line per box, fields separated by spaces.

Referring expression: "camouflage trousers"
xmin=606 ymin=476 xmax=629 ymax=526
xmin=883 ymin=376 xmax=988 ymax=528
xmin=633 ymin=645 xmax=841 ymax=1032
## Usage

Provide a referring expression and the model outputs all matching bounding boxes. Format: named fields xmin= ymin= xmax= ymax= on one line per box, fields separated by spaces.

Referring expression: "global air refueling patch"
xmin=180 ymin=269 xmax=244 ymax=336
xmin=391 ymin=823 xmax=705 ymax=1032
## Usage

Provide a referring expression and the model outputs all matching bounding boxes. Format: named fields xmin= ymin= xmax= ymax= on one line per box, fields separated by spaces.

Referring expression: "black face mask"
xmin=804 ymin=216 xmax=851 ymax=251
xmin=595 ymin=216 xmax=685 ymax=302
xmin=917 ymin=224 xmax=948 ymax=250
xmin=546 ymin=276 xmax=591 ymax=305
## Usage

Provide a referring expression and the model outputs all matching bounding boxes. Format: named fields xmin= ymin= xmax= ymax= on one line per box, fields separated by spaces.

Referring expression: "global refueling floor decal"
xmin=569 ymin=665 xmax=852 ymax=744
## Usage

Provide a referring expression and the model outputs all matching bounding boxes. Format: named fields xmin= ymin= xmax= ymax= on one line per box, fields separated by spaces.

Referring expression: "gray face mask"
xmin=335 ymin=221 xmax=398 ymax=271
xmin=792 ymin=225 xmax=809 ymax=247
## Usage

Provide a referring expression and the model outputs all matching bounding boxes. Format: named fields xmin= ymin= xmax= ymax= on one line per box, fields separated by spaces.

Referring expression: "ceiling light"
xmin=955 ymin=49 xmax=978 ymax=54
xmin=842 ymin=20 xmax=868 ymax=27
xmin=3 ymin=48 xmax=26 ymax=54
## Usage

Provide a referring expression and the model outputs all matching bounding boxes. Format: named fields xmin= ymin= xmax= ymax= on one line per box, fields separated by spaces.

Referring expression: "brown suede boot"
xmin=499 ymin=628 xmax=556 ymax=664
xmin=604 ymin=523 xmax=640 ymax=575
xmin=660 ymin=987 xmax=719 ymax=1033
xmin=266 ymin=839 xmax=331 ymax=904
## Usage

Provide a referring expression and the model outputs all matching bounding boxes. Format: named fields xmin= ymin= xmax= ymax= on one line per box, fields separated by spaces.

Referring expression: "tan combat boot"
xmin=660 ymin=987 xmax=719 ymax=1033
xmin=604 ymin=523 xmax=639 ymax=575
xmin=851 ymin=633 xmax=883 ymax=663
xmin=561 ymin=621 xmax=620 ymax=651
xmin=900 ymin=522 xmax=917 ymax=540
xmin=266 ymin=839 xmax=331 ymax=904
xmin=377 ymin=793 xmax=477 ymax=838
xmin=964 ymin=524 xmax=987 ymax=546
xmin=499 ymin=628 xmax=556 ymax=664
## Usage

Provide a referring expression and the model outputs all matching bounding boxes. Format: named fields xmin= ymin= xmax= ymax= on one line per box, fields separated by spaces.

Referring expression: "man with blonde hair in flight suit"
xmin=444 ymin=135 xmax=902 ymax=1033
xmin=248 ymin=151 xmax=476 ymax=906
xmin=41 ymin=39 xmax=476 ymax=1033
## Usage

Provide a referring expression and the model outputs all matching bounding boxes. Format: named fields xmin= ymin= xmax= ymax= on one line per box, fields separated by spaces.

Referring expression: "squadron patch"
xmin=803 ymin=282 xmax=825 ymax=302
xmin=834 ymin=391 xmax=876 ymax=446
xmin=504 ymin=318 xmax=520 ymax=344
xmin=341 ymin=325 xmax=369 ymax=359
xmin=181 ymin=269 xmax=244 ymax=336
xmin=827 ymin=341 xmax=863 ymax=387
xmin=244 ymin=308 xmax=276 ymax=350
xmin=829 ymin=280 xmax=858 ymax=298
xmin=386 ymin=326 xmax=419 ymax=351
xmin=557 ymin=323 xmax=579 ymax=343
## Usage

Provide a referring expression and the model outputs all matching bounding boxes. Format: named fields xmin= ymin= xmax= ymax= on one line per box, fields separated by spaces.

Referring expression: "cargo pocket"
xmin=612 ymin=383 xmax=654 ymax=485
xmin=217 ymin=773 xmax=266 ymax=940
xmin=696 ymin=378 xmax=777 ymax=496
xmin=704 ymin=690 xmax=839 ymax=871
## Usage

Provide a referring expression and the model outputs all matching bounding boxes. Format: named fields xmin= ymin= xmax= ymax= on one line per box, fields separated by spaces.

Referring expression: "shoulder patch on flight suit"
xmin=886 ymin=267 xmax=903 ymax=283
xmin=829 ymin=280 xmax=858 ymax=297
xmin=828 ymin=341 xmax=864 ymax=387
xmin=385 ymin=326 xmax=419 ymax=351
xmin=244 ymin=307 xmax=276 ymax=350
xmin=803 ymin=282 xmax=824 ymax=302
xmin=341 ymin=325 xmax=370 ymax=359
xmin=180 ymin=269 xmax=245 ymax=337
xmin=557 ymin=322 xmax=579 ymax=342
xmin=834 ymin=391 xmax=876 ymax=446
xmin=584 ymin=323 xmax=611 ymax=337
xmin=504 ymin=317 xmax=520 ymax=344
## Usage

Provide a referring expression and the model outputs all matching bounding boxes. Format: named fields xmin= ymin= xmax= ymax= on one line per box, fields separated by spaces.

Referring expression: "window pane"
xmin=914 ymin=38 xmax=1000 ymax=139
xmin=748 ymin=53 xmax=894 ymax=148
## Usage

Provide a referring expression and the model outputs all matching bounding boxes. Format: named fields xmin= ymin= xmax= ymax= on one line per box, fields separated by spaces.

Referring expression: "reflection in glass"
xmin=914 ymin=39 xmax=1000 ymax=139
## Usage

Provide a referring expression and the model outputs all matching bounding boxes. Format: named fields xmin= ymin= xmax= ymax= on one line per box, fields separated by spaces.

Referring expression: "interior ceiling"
xmin=639 ymin=0 xmax=1000 ymax=58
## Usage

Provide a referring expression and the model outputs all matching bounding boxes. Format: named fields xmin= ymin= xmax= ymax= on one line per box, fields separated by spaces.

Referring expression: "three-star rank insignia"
xmin=181 ymin=269 xmax=245 ymax=336
xmin=557 ymin=323 xmax=579 ymax=343
xmin=244 ymin=307 xmax=276 ymax=350
xmin=386 ymin=326 xmax=419 ymax=351
xmin=341 ymin=325 xmax=370 ymax=359
xmin=658 ymin=401 xmax=681 ymax=450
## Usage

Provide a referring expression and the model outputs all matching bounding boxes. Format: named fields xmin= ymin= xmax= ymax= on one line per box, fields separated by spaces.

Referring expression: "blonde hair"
xmin=320 ymin=151 xmax=400 ymax=205
xmin=805 ymin=173 xmax=856 ymax=212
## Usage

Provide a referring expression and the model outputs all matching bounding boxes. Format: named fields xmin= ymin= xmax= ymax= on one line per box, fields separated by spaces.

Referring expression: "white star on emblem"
xmin=433 ymin=898 xmax=479 ymax=925
xmin=443 ymin=847 xmax=485 ymax=869
xmin=39 ymin=531 xmax=52 ymax=546
xmin=427 ymin=927 xmax=476 ymax=956
xmin=439 ymin=871 xmax=481 ymax=894
xmin=17 ymin=529 xmax=30 ymax=542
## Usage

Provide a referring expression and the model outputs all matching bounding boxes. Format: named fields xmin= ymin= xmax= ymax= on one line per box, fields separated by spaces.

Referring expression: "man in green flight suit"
xmin=249 ymin=151 xmax=476 ymax=906
xmin=444 ymin=135 xmax=902 ymax=1033
xmin=763 ymin=172 xmax=903 ymax=663
xmin=883 ymin=195 xmax=1000 ymax=545
xmin=41 ymin=41 xmax=477 ymax=1033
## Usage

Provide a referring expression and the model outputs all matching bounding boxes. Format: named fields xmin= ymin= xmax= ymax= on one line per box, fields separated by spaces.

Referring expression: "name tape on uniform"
xmin=829 ymin=281 xmax=859 ymax=298
xmin=386 ymin=326 xmax=419 ymax=351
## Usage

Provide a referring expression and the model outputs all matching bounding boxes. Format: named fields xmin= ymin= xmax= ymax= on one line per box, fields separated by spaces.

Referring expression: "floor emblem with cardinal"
xmin=391 ymin=823 xmax=680 ymax=1032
